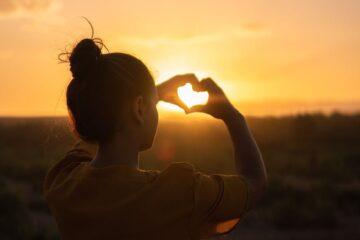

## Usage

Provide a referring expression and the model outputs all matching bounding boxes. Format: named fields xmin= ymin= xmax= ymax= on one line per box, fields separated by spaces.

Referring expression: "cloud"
xmin=0 ymin=0 xmax=60 ymax=17
xmin=119 ymin=24 xmax=267 ymax=47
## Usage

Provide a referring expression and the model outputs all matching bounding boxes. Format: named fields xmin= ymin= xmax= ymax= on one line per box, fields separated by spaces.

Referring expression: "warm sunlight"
xmin=177 ymin=83 xmax=209 ymax=108
xmin=0 ymin=0 xmax=359 ymax=117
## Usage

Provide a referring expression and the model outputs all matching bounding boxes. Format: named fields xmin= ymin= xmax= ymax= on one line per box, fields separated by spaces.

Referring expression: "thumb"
xmin=172 ymin=98 xmax=190 ymax=113
xmin=187 ymin=104 xmax=206 ymax=114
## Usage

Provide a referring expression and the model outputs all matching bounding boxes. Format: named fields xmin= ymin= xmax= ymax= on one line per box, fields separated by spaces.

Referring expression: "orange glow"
xmin=157 ymin=101 xmax=183 ymax=112
xmin=0 ymin=0 xmax=359 ymax=116
xmin=215 ymin=218 xmax=240 ymax=233
xmin=156 ymin=69 xmax=211 ymax=112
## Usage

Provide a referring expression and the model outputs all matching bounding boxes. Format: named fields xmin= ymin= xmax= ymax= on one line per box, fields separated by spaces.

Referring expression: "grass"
xmin=0 ymin=113 xmax=359 ymax=239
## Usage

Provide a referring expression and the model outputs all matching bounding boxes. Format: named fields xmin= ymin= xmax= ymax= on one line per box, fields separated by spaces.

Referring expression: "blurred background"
xmin=0 ymin=0 xmax=359 ymax=239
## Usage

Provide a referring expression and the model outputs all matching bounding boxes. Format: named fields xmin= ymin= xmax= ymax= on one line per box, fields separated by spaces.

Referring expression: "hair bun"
xmin=69 ymin=38 xmax=101 ymax=80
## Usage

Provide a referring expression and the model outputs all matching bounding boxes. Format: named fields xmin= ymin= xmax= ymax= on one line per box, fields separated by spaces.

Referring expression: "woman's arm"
xmin=188 ymin=78 xmax=268 ymax=208
xmin=222 ymin=108 xmax=267 ymax=207
xmin=156 ymin=74 xmax=267 ymax=207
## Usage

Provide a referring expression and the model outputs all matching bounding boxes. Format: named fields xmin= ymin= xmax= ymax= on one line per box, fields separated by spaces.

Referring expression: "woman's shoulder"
xmin=167 ymin=161 xmax=195 ymax=171
xmin=43 ymin=140 xmax=95 ymax=196
xmin=161 ymin=162 xmax=196 ymax=178
xmin=150 ymin=162 xmax=196 ymax=184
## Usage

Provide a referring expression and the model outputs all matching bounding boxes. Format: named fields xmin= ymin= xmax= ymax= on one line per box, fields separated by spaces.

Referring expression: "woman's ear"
xmin=132 ymin=95 xmax=146 ymax=124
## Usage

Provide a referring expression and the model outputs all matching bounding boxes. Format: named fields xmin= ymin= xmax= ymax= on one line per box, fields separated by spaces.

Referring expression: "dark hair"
xmin=65 ymin=38 xmax=154 ymax=143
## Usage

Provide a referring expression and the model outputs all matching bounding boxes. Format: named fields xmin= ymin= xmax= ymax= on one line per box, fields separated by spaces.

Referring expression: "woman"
xmin=44 ymin=38 xmax=267 ymax=240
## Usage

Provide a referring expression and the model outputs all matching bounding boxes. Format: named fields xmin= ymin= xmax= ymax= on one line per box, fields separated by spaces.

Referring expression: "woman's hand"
xmin=188 ymin=78 xmax=236 ymax=120
xmin=157 ymin=73 xmax=200 ymax=112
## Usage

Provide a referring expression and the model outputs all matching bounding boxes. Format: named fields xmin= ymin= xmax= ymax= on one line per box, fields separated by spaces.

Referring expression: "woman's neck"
xmin=90 ymin=133 xmax=140 ymax=168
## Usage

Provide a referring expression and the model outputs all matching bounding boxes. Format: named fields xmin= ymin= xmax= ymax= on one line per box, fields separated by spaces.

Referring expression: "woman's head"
xmin=66 ymin=38 xmax=158 ymax=149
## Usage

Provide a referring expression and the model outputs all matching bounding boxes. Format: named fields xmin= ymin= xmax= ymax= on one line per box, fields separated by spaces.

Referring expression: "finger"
xmin=191 ymin=81 xmax=205 ymax=92
xmin=201 ymin=78 xmax=217 ymax=89
xmin=173 ymin=97 xmax=190 ymax=113
xmin=187 ymin=104 xmax=206 ymax=114
xmin=183 ymin=73 xmax=201 ymax=89
xmin=188 ymin=79 xmax=209 ymax=92
xmin=198 ymin=78 xmax=222 ymax=93
xmin=174 ymin=73 xmax=201 ymax=88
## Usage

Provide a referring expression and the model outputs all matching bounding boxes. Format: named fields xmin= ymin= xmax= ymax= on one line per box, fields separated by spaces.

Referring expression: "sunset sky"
xmin=0 ymin=0 xmax=359 ymax=117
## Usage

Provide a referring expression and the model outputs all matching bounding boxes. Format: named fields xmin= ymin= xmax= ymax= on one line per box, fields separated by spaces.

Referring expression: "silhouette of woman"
xmin=44 ymin=36 xmax=267 ymax=239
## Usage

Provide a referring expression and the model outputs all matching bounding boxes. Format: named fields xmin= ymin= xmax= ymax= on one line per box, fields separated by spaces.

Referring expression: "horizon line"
xmin=0 ymin=109 xmax=359 ymax=119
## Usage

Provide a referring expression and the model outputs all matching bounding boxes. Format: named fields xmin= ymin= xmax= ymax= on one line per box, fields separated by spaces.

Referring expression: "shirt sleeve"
xmin=188 ymin=170 xmax=251 ymax=239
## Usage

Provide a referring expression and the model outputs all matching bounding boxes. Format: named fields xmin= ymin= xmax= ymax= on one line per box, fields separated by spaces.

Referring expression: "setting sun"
xmin=177 ymin=83 xmax=209 ymax=108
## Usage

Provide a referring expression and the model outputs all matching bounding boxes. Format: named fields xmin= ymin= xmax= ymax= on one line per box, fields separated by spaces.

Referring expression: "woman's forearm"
xmin=222 ymin=108 xmax=267 ymax=207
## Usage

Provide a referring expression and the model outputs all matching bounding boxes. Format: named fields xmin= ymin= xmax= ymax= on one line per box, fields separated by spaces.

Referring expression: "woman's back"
xmin=44 ymin=141 xmax=249 ymax=240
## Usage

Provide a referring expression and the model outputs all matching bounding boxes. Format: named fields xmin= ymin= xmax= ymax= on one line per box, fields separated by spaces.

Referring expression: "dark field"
xmin=0 ymin=113 xmax=359 ymax=239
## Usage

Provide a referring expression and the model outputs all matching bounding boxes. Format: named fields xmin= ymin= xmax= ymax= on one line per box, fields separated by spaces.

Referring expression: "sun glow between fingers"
xmin=177 ymin=83 xmax=209 ymax=108
xmin=155 ymin=68 xmax=211 ymax=111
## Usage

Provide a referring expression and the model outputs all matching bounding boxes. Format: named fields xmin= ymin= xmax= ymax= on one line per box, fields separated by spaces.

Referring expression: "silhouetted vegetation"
xmin=0 ymin=113 xmax=359 ymax=239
